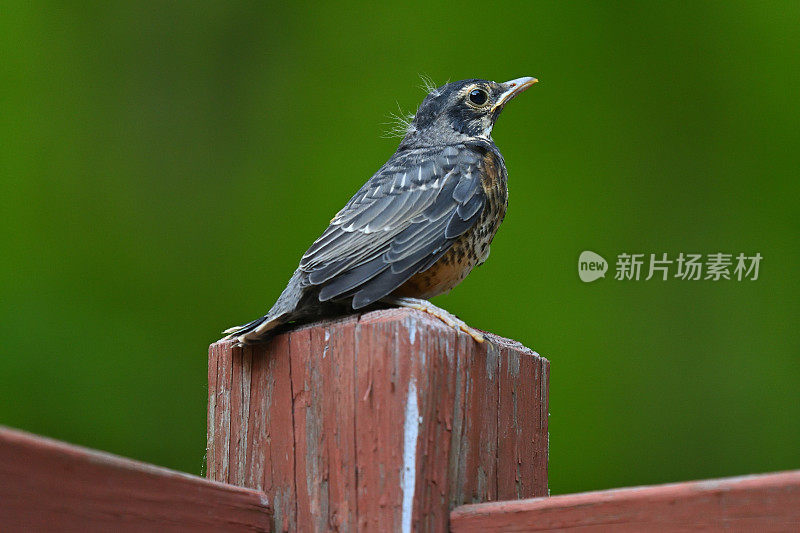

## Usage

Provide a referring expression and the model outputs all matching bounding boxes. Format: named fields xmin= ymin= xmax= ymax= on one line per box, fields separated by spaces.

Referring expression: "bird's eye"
xmin=467 ymin=88 xmax=489 ymax=107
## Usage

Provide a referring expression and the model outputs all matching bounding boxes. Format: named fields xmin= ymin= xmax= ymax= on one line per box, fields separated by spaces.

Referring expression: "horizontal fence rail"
xmin=450 ymin=470 xmax=800 ymax=532
xmin=0 ymin=426 xmax=271 ymax=532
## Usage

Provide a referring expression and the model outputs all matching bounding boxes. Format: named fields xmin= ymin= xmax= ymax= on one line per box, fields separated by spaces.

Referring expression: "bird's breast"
xmin=393 ymin=148 xmax=508 ymax=299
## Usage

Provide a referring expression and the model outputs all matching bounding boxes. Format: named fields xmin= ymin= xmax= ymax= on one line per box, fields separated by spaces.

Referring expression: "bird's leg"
xmin=381 ymin=297 xmax=485 ymax=343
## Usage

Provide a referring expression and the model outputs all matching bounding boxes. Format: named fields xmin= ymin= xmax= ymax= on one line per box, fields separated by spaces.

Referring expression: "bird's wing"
xmin=299 ymin=144 xmax=486 ymax=309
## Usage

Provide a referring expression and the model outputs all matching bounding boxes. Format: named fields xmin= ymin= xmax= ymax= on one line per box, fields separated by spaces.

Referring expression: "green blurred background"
xmin=1 ymin=2 xmax=798 ymax=496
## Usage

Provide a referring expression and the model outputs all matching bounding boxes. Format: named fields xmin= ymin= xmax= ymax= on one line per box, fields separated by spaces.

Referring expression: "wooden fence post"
xmin=207 ymin=308 xmax=548 ymax=532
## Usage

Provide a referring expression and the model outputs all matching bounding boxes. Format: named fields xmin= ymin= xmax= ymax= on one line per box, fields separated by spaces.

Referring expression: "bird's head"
xmin=399 ymin=77 xmax=538 ymax=149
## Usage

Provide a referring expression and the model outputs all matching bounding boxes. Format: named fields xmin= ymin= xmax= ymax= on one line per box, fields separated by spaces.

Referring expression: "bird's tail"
xmin=221 ymin=314 xmax=285 ymax=345
xmin=220 ymin=269 xmax=306 ymax=345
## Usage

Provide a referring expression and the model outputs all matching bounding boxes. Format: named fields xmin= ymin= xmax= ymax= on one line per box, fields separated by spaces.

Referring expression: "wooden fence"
xmin=206 ymin=308 xmax=549 ymax=530
xmin=451 ymin=471 xmax=800 ymax=532
xmin=0 ymin=426 xmax=270 ymax=532
xmin=1 ymin=307 xmax=798 ymax=531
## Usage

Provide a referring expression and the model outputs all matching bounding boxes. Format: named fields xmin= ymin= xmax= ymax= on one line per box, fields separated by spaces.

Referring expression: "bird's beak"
xmin=493 ymin=76 xmax=538 ymax=110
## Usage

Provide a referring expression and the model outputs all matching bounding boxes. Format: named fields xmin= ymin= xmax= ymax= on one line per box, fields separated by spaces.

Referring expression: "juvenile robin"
xmin=224 ymin=76 xmax=538 ymax=344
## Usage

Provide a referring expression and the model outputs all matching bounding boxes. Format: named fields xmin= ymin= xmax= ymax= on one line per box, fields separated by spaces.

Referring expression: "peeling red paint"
xmin=450 ymin=471 xmax=800 ymax=532
xmin=207 ymin=308 xmax=549 ymax=531
xmin=0 ymin=427 xmax=271 ymax=532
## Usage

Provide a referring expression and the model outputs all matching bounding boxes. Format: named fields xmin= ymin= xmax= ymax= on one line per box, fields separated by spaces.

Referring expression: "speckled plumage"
xmin=395 ymin=148 xmax=507 ymax=299
xmin=224 ymin=77 xmax=536 ymax=344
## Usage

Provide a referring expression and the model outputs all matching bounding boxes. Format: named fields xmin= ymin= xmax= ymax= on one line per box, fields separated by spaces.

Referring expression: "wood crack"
xmin=287 ymin=335 xmax=299 ymax=528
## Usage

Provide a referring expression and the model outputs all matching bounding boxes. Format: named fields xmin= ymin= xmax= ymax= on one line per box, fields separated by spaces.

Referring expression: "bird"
xmin=223 ymin=76 xmax=538 ymax=345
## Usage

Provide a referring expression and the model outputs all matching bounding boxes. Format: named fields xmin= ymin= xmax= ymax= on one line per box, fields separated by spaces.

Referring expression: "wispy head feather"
xmin=419 ymin=74 xmax=441 ymax=97
xmin=382 ymin=102 xmax=416 ymax=139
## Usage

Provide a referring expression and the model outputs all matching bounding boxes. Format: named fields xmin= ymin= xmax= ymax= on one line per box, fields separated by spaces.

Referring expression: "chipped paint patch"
xmin=323 ymin=329 xmax=330 ymax=358
xmin=406 ymin=316 xmax=417 ymax=345
xmin=401 ymin=379 xmax=420 ymax=533
xmin=507 ymin=350 xmax=520 ymax=377
xmin=485 ymin=343 xmax=498 ymax=380
xmin=477 ymin=465 xmax=487 ymax=497
xmin=445 ymin=336 xmax=454 ymax=365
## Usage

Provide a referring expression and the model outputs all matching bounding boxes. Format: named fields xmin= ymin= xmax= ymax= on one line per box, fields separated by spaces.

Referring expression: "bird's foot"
xmin=382 ymin=297 xmax=485 ymax=343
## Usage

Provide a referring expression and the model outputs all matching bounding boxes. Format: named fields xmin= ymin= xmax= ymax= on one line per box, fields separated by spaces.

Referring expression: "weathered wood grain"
xmin=0 ymin=426 xmax=271 ymax=532
xmin=450 ymin=470 xmax=800 ymax=532
xmin=207 ymin=308 xmax=549 ymax=532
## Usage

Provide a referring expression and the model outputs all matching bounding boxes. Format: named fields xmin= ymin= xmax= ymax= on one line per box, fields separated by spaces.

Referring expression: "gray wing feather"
xmin=300 ymin=145 xmax=486 ymax=308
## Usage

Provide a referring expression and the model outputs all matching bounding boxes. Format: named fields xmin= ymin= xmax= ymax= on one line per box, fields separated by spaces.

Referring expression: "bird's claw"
xmin=383 ymin=297 xmax=485 ymax=343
